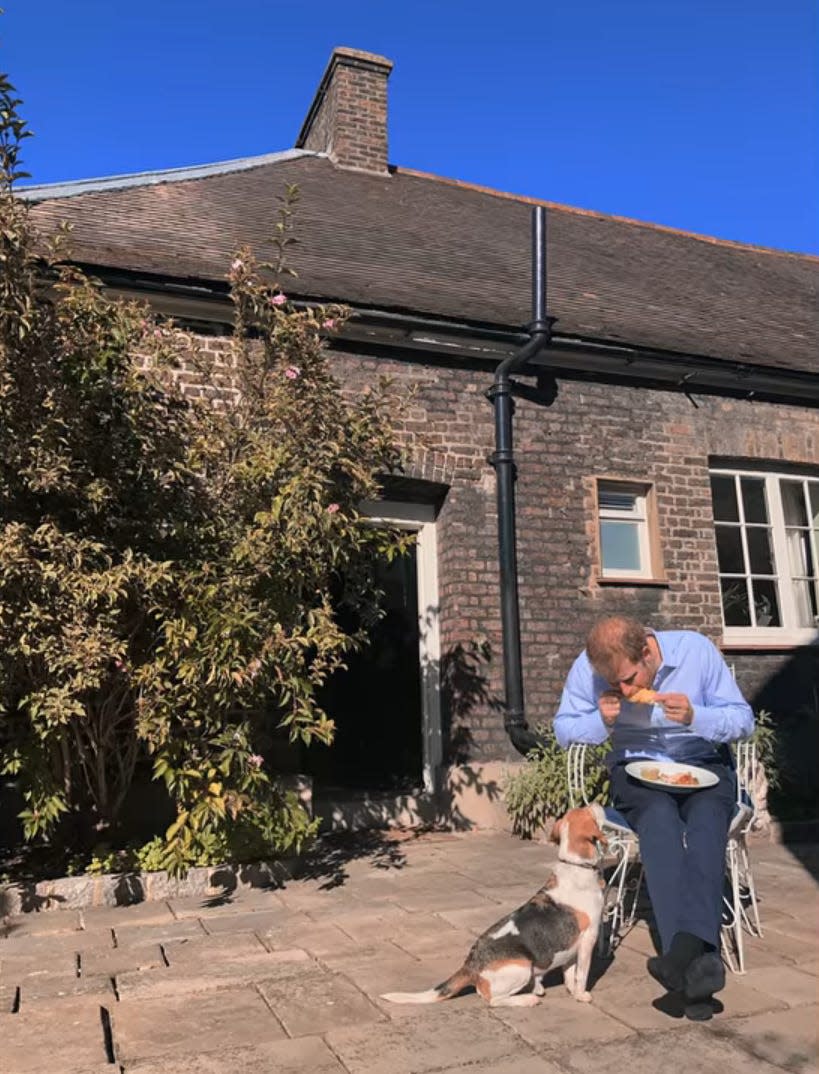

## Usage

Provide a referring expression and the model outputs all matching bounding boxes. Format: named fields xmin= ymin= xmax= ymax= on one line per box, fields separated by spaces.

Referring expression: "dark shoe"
xmin=647 ymin=931 xmax=706 ymax=993
xmin=684 ymin=951 xmax=725 ymax=1003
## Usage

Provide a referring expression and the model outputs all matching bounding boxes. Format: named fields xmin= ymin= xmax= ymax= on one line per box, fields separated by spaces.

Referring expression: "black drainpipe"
xmin=487 ymin=205 xmax=553 ymax=756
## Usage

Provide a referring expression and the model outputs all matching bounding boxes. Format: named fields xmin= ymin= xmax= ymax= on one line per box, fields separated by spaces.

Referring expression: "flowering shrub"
xmin=0 ymin=75 xmax=411 ymax=874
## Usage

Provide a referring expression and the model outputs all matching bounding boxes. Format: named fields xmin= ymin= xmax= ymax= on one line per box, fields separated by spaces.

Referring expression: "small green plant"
xmin=504 ymin=724 xmax=609 ymax=839
xmin=749 ymin=709 xmax=781 ymax=790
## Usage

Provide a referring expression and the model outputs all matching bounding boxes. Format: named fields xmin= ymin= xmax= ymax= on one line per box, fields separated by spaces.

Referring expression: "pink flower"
xmin=327 ymin=503 xmax=340 ymax=514
xmin=322 ymin=318 xmax=337 ymax=330
xmin=270 ymin=293 xmax=287 ymax=306
xmin=284 ymin=366 xmax=300 ymax=380
xmin=248 ymin=754 xmax=264 ymax=768
xmin=230 ymin=258 xmax=244 ymax=272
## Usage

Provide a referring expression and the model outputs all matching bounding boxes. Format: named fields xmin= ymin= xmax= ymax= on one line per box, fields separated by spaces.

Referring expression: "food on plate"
xmin=629 ymin=688 xmax=658 ymax=704
xmin=640 ymin=766 xmax=700 ymax=787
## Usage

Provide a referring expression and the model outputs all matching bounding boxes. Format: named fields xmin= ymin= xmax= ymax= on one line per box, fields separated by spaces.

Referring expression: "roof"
xmin=22 ymin=153 xmax=819 ymax=375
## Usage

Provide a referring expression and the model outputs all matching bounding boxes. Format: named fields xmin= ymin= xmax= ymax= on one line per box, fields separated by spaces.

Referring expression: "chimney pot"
xmin=296 ymin=47 xmax=393 ymax=174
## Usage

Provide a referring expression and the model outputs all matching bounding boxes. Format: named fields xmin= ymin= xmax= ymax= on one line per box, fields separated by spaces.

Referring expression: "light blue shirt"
xmin=553 ymin=630 xmax=754 ymax=765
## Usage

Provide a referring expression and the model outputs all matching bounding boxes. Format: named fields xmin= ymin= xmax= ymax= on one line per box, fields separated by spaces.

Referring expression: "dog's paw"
xmin=575 ymin=990 xmax=592 ymax=1003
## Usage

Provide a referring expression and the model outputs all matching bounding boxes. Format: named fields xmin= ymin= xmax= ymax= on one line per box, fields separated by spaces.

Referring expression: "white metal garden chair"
xmin=566 ymin=743 xmax=643 ymax=956
xmin=566 ymin=740 xmax=762 ymax=972
xmin=721 ymin=739 xmax=764 ymax=973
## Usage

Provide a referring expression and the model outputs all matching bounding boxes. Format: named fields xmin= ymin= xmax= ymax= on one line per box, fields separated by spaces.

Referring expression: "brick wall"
xmin=171 ymin=332 xmax=819 ymax=764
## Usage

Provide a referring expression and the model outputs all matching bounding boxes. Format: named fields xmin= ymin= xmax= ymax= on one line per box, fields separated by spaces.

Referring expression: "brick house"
xmin=22 ymin=48 xmax=819 ymax=827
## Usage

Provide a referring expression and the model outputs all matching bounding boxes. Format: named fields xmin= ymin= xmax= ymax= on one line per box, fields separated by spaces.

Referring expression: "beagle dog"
xmin=381 ymin=804 xmax=608 ymax=1008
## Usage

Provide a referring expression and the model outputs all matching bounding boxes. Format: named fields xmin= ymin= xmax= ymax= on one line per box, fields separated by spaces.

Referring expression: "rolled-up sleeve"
xmin=553 ymin=654 xmax=609 ymax=748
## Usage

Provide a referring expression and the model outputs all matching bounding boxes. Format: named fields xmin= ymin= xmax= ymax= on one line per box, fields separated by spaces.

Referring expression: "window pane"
xmin=810 ymin=484 xmax=819 ymax=528
xmin=786 ymin=528 xmax=815 ymax=578
xmin=721 ymin=578 xmax=751 ymax=626
xmin=746 ymin=527 xmax=774 ymax=575
xmin=710 ymin=474 xmax=739 ymax=522
xmin=781 ymin=480 xmax=808 ymax=527
xmin=751 ymin=578 xmax=780 ymax=627
xmin=715 ymin=525 xmax=745 ymax=573
xmin=791 ymin=578 xmax=819 ymax=628
xmin=600 ymin=520 xmax=642 ymax=571
xmin=741 ymin=478 xmax=768 ymax=524
xmin=599 ymin=489 xmax=637 ymax=513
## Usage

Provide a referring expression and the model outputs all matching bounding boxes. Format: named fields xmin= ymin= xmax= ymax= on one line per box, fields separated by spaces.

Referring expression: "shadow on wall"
xmin=439 ymin=636 xmax=504 ymax=766
xmin=750 ymin=642 xmax=819 ymax=831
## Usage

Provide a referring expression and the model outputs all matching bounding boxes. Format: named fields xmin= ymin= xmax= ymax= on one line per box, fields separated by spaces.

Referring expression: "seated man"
xmin=553 ymin=615 xmax=754 ymax=1020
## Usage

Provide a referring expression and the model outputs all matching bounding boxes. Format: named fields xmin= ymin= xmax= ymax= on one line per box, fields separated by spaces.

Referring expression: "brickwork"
xmin=297 ymin=48 xmax=393 ymax=174
xmin=171 ymin=332 xmax=818 ymax=763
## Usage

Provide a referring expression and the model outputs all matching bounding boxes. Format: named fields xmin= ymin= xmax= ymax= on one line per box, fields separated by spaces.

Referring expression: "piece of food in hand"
xmin=629 ymin=688 xmax=658 ymax=704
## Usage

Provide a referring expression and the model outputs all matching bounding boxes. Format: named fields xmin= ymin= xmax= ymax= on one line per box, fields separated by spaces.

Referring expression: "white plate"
xmin=625 ymin=760 xmax=718 ymax=792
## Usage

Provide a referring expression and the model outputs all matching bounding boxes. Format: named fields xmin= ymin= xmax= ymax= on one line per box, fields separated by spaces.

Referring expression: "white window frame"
xmin=359 ymin=500 xmax=442 ymax=792
xmin=710 ymin=467 xmax=819 ymax=647
xmin=596 ymin=479 xmax=660 ymax=581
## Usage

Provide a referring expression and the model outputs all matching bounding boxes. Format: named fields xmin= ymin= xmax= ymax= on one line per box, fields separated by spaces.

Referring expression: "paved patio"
xmin=1 ymin=829 xmax=817 ymax=1074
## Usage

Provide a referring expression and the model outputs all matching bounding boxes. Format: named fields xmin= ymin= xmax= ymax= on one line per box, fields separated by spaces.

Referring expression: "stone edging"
xmin=0 ymin=857 xmax=297 ymax=916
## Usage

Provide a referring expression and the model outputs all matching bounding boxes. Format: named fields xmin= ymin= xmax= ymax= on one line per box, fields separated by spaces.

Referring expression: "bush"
xmin=504 ymin=725 xmax=609 ymax=839
xmin=0 ymin=74 xmax=408 ymax=874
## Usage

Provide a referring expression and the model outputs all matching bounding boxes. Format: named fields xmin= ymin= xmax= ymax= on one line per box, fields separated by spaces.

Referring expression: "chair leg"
xmin=738 ymin=839 xmax=763 ymax=938
xmin=723 ymin=840 xmax=746 ymax=974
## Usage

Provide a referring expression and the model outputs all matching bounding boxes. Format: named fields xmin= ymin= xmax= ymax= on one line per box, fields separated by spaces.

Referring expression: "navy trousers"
xmin=609 ymin=762 xmax=735 ymax=952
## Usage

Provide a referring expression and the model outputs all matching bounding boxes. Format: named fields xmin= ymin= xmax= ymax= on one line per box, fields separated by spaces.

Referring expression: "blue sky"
xmin=2 ymin=1 xmax=817 ymax=253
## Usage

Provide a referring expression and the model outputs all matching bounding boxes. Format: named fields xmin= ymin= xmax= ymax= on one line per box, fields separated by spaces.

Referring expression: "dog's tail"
xmin=380 ymin=965 xmax=474 ymax=1005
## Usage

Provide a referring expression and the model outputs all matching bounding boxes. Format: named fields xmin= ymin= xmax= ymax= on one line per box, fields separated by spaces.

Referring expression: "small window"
xmin=596 ymin=480 xmax=661 ymax=581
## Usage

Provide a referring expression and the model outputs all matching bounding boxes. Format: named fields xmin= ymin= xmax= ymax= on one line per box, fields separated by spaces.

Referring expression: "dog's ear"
xmin=550 ymin=817 xmax=564 ymax=844
xmin=593 ymin=824 xmax=609 ymax=849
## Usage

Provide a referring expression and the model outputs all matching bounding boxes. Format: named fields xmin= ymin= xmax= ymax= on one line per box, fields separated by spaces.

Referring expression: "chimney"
xmin=296 ymin=47 xmax=393 ymax=174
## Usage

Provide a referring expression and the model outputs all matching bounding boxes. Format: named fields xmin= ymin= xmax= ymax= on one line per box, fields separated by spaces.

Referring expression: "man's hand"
xmin=654 ymin=692 xmax=694 ymax=725
xmin=598 ymin=690 xmax=622 ymax=729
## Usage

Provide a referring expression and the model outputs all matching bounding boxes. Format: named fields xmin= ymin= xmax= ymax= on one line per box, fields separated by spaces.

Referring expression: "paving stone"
xmin=388 ymin=918 xmax=477 ymax=959
xmin=161 ymin=930 xmax=267 ymax=965
xmin=168 ymin=889 xmax=286 ymax=918
xmin=708 ymin=1007 xmax=819 ymax=1072
xmin=391 ymin=888 xmax=499 ymax=914
xmin=261 ymin=919 xmax=364 ymax=958
xmin=121 ymin=1035 xmax=347 ymax=1073
xmin=557 ymin=1023 xmax=789 ymax=1073
xmin=436 ymin=905 xmax=505 ymax=935
xmin=0 ymin=951 xmax=80 ymax=979
xmin=491 ymin=990 xmax=635 ymax=1048
xmin=0 ymin=926 xmax=113 ymax=955
xmin=2 ymin=909 xmax=83 ymax=937
xmin=327 ymin=1006 xmax=536 ymax=1074
xmin=116 ymin=947 xmax=315 ymax=998
xmin=112 ymin=918 xmax=207 ymax=948
xmin=431 ymin=1058 xmax=565 ymax=1074
xmin=80 ymin=900 xmax=177 ymax=929
xmin=0 ymin=997 xmax=112 ymax=1073
xmin=15 ymin=971 xmax=115 ymax=1005
xmin=258 ymin=970 xmax=386 ymax=1036
xmin=743 ymin=964 xmax=819 ymax=1008
xmin=111 ymin=985 xmax=286 ymax=1062
xmin=197 ymin=908 xmax=290 ymax=935
xmin=81 ymin=943 xmax=165 ymax=978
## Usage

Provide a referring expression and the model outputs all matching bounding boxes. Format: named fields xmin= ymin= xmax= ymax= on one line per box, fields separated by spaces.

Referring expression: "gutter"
xmin=79 ymin=266 xmax=819 ymax=407
xmin=486 ymin=207 xmax=554 ymax=756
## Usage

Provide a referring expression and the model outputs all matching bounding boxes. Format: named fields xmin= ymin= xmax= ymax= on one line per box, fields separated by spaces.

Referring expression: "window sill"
xmin=721 ymin=627 xmax=819 ymax=650
xmin=596 ymin=576 xmax=670 ymax=587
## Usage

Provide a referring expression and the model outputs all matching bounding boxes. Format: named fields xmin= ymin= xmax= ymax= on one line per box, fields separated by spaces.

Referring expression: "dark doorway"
xmin=304 ymin=549 xmax=424 ymax=792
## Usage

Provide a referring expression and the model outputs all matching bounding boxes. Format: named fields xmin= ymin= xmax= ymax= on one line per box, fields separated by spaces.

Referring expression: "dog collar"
xmin=557 ymin=855 xmax=600 ymax=870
